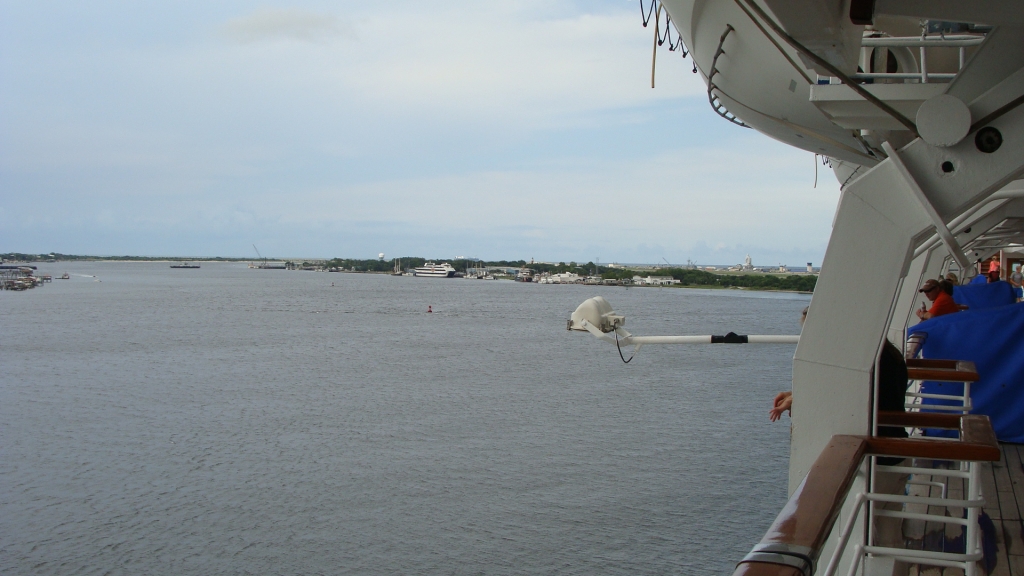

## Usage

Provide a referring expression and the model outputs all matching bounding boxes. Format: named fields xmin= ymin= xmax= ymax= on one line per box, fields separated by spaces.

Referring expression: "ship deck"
xmin=983 ymin=443 xmax=1024 ymax=576
xmin=905 ymin=443 xmax=1024 ymax=576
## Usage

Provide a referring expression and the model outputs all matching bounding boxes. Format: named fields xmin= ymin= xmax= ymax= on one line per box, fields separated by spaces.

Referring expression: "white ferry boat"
xmin=413 ymin=262 xmax=456 ymax=278
xmin=538 ymin=272 xmax=583 ymax=284
xmin=573 ymin=2 xmax=1024 ymax=574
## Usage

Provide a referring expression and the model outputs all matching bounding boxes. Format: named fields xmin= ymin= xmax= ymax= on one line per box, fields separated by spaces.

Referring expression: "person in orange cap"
xmin=915 ymin=278 xmax=959 ymax=320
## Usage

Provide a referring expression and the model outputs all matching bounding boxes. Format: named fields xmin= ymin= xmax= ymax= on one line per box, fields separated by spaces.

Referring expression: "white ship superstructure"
xmin=537 ymin=272 xmax=583 ymax=284
xmin=413 ymin=262 xmax=456 ymax=278
xmin=574 ymin=1 xmax=1024 ymax=574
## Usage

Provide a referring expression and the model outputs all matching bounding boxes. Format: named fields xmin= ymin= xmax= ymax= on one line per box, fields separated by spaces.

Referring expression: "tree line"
xmin=609 ymin=267 xmax=817 ymax=292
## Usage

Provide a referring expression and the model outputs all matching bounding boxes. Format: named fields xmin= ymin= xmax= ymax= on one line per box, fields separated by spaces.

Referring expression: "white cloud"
xmin=223 ymin=8 xmax=352 ymax=44
xmin=208 ymin=2 xmax=705 ymax=128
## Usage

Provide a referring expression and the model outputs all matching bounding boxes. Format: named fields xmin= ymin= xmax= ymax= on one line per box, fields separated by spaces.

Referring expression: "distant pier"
xmin=2 ymin=267 xmax=48 ymax=291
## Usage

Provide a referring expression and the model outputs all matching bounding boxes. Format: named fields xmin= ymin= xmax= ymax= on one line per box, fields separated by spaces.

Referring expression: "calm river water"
xmin=1 ymin=262 xmax=809 ymax=575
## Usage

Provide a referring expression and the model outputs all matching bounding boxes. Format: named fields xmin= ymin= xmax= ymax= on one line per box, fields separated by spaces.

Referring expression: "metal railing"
xmin=733 ymin=412 xmax=999 ymax=576
xmin=847 ymin=34 xmax=985 ymax=84
xmin=904 ymin=358 xmax=978 ymax=414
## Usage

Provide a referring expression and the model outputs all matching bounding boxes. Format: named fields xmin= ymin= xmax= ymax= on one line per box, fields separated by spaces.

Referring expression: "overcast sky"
xmin=0 ymin=0 xmax=841 ymax=265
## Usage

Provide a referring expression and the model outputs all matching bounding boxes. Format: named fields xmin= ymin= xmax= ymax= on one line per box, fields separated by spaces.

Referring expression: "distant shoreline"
xmin=1 ymin=254 xmax=817 ymax=271
xmin=3 ymin=253 xmax=817 ymax=293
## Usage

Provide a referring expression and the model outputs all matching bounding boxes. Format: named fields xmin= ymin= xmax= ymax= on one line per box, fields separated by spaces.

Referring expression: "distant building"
xmin=743 ymin=254 xmax=753 ymax=270
xmin=807 ymin=262 xmax=813 ymax=273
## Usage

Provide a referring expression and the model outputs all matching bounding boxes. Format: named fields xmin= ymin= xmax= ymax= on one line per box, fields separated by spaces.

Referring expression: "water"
xmin=1 ymin=262 xmax=809 ymax=575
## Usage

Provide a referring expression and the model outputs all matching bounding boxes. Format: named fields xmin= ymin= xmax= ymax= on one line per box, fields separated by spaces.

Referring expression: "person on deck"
xmin=915 ymin=278 xmax=960 ymax=320
xmin=769 ymin=390 xmax=792 ymax=422
xmin=987 ymin=257 xmax=1001 ymax=282
xmin=872 ymin=339 xmax=912 ymax=560
xmin=939 ymin=279 xmax=970 ymax=312
xmin=1010 ymin=263 xmax=1023 ymax=302
xmin=768 ymin=307 xmax=806 ymax=421
xmin=769 ymin=329 xmax=911 ymax=558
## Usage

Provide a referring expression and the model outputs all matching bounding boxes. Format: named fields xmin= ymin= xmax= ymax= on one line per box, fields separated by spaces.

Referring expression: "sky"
xmin=0 ymin=0 xmax=842 ymax=266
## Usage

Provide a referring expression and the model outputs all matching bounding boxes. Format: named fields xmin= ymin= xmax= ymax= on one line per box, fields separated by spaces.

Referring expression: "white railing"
xmin=733 ymin=415 xmax=998 ymax=576
xmin=837 ymin=34 xmax=987 ymax=84
xmin=906 ymin=389 xmax=972 ymax=412
xmin=822 ymin=458 xmax=984 ymax=576
xmin=821 ymin=365 xmax=981 ymax=576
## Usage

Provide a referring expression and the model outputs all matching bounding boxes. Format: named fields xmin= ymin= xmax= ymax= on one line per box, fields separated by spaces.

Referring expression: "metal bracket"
xmin=738 ymin=542 xmax=814 ymax=575
xmin=751 ymin=543 xmax=815 ymax=558
xmin=707 ymin=24 xmax=750 ymax=128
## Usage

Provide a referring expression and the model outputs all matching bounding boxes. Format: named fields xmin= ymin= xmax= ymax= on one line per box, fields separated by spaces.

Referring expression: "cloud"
xmin=0 ymin=1 xmax=838 ymax=264
xmin=222 ymin=9 xmax=351 ymax=44
xmin=207 ymin=3 xmax=705 ymax=131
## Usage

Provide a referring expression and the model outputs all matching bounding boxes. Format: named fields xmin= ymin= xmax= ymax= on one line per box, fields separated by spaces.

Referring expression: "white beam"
xmin=882 ymin=142 xmax=972 ymax=273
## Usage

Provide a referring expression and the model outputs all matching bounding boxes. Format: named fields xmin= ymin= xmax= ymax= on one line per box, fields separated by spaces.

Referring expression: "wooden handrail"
xmin=906 ymin=358 xmax=966 ymax=370
xmin=865 ymin=433 xmax=999 ymax=462
xmin=876 ymin=410 xmax=960 ymax=429
xmin=734 ymin=413 xmax=999 ymax=575
xmin=905 ymin=358 xmax=978 ymax=383
xmin=906 ymin=365 xmax=979 ymax=382
xmin=873 ymin=413 xmax=1000 ymax=460
xmin=735 ymin=436 xmax=867 ymax=576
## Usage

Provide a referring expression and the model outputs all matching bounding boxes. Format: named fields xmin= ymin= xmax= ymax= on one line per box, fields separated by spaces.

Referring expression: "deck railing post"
xmin=966 ymin=461 xmax=980 ymax=576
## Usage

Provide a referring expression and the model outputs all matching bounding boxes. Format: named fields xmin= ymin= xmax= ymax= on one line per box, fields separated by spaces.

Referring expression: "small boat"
xmin=59 ymin=272 xmax=70 ymax=280
xmin=170 ymin=262 xmax=200 ymax=269
xmin=391 ymin=259 xmax=403 ymax=276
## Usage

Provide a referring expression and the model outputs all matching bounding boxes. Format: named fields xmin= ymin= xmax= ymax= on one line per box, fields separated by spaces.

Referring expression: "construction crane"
xmin=252 ymin=244 xmax=267 ymax=267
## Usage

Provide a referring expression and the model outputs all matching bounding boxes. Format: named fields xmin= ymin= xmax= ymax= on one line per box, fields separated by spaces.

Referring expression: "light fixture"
xmin=568 ymin=297 xmax=800 ymax=362
xmin=567 ymin=296 xmax=624 ymax=333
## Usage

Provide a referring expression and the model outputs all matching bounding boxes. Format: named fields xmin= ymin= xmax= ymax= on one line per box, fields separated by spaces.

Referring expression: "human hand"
xmin=769 ymin=391 xmax=793 ymax=422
